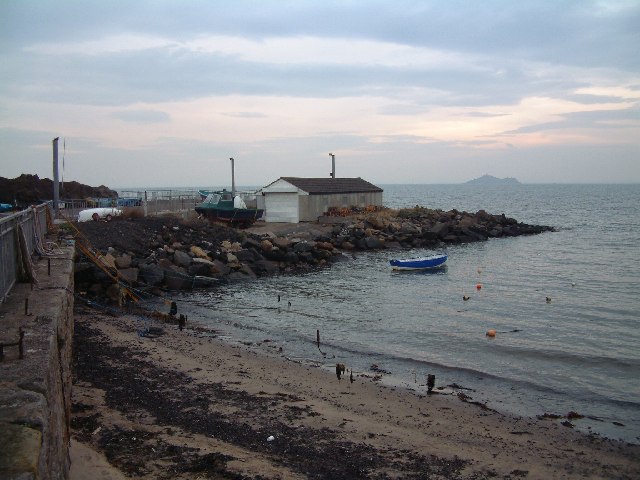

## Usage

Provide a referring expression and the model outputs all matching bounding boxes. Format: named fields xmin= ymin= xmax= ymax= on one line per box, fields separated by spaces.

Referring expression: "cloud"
xmin=1 ymin=0 xmax=639 ymax=185
xmin=111 ymin=109 xmax=170 ymax=123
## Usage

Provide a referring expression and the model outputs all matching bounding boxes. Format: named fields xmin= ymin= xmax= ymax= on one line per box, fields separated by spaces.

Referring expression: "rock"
xmin=365 ymin=236 xmax=384 ymax=249
xmin=165 ymin=266 xmax=191 ymax=290
xmin=190 ymin=245 xmax=209 ymax=259
xmin=210 ymin=260 xmax=231 ymax=276
xmin=353 ymin=228 xmax=366 ymax=239
xmin=315 ymin=241 xmax=334 ymax=251
xmin=293 ymin=241 xmax=313 ymax=253
xmin=114 ymin=254 xmax=132 ymax=269
xmin=313 ymin=249 xmax=333 ymax=261
xmin=260 ymin=239 xmax=274 ymax=252
xmin=400 ymin=222 xmax=421 ymax=235
xmin=236 ymin=248 xmax=264 ymax=262
xmin=354 ymin=238 xmax=368 ymax=249
xmin=297 ymin=251 xmax=315 ymax=263
xmin=272 ymin=237 xmax=291 ymax=249
xmin=226 ymin=252 xmax=238 ymax=263
xmin=192 ymin=257 xmax=214 ymax=266
xmin=242 ymin=237 xmax=263 ymax=251
xmin=118 ymin=267 xmax=139 ymax=283
xmin=284 ymin=252 xmax=299 ymax=263
xmin=239 ymin=264 xmax=258 ymax=278
xmin=100 ymin=253 xmax=116 ymax=270
xmin=430 ymin=222 xmax=450 ymax=238
xmin=173 ymin=250 xmax=192 ymax=268
xmin=221 ymin=240 xmax=242 ymax=253
xmin=141 ymin=264 xmax=164 ymax=286
xmin=252 ymin=259 xmax=279 ymax=275
xmin=341 ymin=241 xmax=355 ymax=250
xmin=188 ymin=262 xmax=212 ymax=277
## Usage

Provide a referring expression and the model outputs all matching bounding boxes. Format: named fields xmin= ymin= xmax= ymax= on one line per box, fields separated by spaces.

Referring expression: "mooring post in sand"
xmin=316 ymin=329 xmax=320 ymax=348
xmin=178 ymin=314 xmax=186 ymax=331
xmin=427 ymin=374 xmax=435 ymax=393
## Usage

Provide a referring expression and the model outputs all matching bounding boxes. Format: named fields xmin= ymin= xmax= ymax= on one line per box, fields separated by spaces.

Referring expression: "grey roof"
xmin=280 ymin=177 xmax=383 ymax=194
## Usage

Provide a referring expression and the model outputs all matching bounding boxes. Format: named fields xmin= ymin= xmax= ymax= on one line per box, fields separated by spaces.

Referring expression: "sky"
xmin=1 ymin=0 xmax=639 ymax=188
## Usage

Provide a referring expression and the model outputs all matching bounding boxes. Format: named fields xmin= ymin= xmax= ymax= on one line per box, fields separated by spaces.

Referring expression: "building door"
xmin=265 ymin=193 xmax=299 ymax=223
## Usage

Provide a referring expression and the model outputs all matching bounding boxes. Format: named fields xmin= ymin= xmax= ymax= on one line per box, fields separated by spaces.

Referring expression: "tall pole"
xmin=329 ymin=153 xmax=335 ymax=178
xmin=52 ymin=137 xmax=60 ymax=216
xmin=230 ymin=157 xmax=236 ymax=197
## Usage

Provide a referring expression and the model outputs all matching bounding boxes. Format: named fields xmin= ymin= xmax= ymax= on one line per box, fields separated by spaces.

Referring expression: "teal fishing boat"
xmin=195 ymin=189 xmax=263 ymax=225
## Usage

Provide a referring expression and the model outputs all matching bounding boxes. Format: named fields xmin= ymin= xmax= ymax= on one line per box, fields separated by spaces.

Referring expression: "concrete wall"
xmin=0 ymin=245 xmax=75 ymax=479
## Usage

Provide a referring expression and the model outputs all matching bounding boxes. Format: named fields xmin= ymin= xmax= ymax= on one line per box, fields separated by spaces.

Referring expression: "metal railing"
xmin=53 ymin=191 xmax=202 ymax=221
xmin=0 ymin=203 xmax=52 ymax=303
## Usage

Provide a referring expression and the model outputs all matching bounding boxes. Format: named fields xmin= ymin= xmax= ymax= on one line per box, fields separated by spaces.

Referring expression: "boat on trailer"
xmin=390 ymin=254 xmax=448 ymax=271
xmin=195 ymin=190 xmax=263 ymax=226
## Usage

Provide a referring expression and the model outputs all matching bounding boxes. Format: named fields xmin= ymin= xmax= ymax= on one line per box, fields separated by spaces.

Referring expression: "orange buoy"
xmin=476 ymin=283 xmax=482 ymax=290
xmin=486 ymin=329 xmax=496 ymax=337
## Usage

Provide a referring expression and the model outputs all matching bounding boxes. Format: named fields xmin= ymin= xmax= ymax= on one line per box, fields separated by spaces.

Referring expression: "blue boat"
xmin=390 ymin=254 xmax=448 ymax=270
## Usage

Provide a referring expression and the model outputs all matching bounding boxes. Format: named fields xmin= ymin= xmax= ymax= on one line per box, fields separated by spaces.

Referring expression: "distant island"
xmin=464 ymin=175 xmax=521 ymax=186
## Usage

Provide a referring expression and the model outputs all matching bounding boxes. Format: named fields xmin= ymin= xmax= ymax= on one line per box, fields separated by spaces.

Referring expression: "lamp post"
xmin=53 ymin=137 xmax=60 ymax=216
xmin=329 ymin=153 xmax=335 ymax=178
xmin=230 ymin=157 xmax=235 ymax=196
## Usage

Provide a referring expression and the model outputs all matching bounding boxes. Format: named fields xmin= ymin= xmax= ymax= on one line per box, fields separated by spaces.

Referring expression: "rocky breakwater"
xmin=325 ymin=206 xmax=554 ymax=251
xmin=74 ymin=208 xmax=553 ymax=299
xmin=74 ymin=217 xmax=344 ymax=299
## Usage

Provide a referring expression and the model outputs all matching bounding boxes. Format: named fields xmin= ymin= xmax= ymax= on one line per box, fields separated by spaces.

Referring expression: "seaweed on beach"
xmin=72 ymin=318 xmax=474 ymax=479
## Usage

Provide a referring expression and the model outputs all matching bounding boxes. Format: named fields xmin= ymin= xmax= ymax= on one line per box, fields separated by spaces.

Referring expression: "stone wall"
xmin=0 ymin=245 xmax=75 ymax=479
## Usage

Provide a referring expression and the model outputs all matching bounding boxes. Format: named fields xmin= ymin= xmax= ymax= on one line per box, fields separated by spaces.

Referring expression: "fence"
xmin=0 ymin=203 xmax=52 ymax=303
xmin=53 ymin=190 xmax=202 ymax=221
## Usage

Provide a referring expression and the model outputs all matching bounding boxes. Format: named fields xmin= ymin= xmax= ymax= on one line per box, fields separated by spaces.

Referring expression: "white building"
xmin=259 ymin=177 xmax=383 ymax=223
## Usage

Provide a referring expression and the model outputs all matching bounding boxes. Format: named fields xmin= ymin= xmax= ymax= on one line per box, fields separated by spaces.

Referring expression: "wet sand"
xmin=70 ymin=305 xmax=639 ymax=479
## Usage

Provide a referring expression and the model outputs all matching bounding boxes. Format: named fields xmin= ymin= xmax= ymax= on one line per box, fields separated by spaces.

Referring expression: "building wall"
xmin=299 ymin=191 xmax=383 ymax=222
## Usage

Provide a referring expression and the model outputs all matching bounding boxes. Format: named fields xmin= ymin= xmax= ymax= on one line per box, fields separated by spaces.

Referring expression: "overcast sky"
xmin=1 ymin=0 xmax=638 ymax=188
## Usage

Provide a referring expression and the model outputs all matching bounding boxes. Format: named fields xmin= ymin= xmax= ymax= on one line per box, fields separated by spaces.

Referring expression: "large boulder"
xmin=115 ymin=254 xmax=132 ymax=269
xmin=173 ymin=250 xmax=192 ymax=268
xmin=100 ymin=253 xmax=116 ymax=270
xmin=365 ymin=236 xmax=384 ymax=249
xmin=400 ymin=222 xmax=421 ymax=235
xmin=165 ymin=266 xmax=191 ymax=290
xmin=252 ymin=260 xmax=279 ymax=276
xmin=210 ymin=259 xmax=231 ymax=276
xmin=140 ymin=264 xmax=164 ymax=286
xmin=118 ymin=267 xmax=139 ymax=283
xmin=190 ymin=245 xmax=209 ymax=259
xmin=272 ymin=237 xmax=291 ymax=250
xmin=430 ymin=222 xmax=450 ymax=239
xmin=293 ymin=241 xmax=313 ymax=253
xmin=260 ymin=239 xmax=274 ymax=252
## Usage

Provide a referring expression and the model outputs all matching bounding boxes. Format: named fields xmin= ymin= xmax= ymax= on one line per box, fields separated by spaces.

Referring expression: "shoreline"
xmin=70 ymin=305 xmax=640 ymax=479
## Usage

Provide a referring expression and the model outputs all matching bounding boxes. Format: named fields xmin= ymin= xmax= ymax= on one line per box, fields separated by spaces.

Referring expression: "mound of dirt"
xmin=76 ymin=215 xmax=246 ymax=258
xmin=0 ymin=173 xmax=118 ymax=207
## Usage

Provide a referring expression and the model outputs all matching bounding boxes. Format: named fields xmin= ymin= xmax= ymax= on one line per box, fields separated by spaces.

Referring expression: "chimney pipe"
xmin=52 ymin=137 xmax=60 ymax=216
xmin=329 ymin=153 xmax=335 ymax=178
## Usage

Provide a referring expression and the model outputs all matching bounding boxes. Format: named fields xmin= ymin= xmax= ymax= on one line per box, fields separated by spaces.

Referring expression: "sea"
xmin=169 ymin=184 xmax=640 ymax=444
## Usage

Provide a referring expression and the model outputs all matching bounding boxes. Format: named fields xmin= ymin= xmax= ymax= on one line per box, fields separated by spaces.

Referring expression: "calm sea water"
xmin=176 ymin=184 xmax=640 ymax=443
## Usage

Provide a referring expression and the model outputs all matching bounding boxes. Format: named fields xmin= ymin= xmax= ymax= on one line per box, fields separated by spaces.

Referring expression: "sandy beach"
xmin=69 ymin=305 xmax=639 ymax=479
